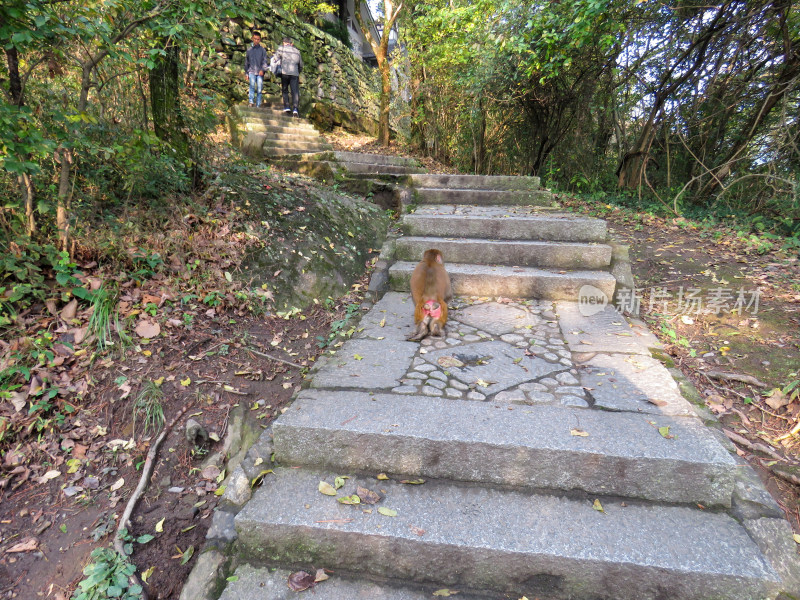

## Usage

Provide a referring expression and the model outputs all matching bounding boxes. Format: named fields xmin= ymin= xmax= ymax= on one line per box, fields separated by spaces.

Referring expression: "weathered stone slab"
xmin=557 ymin=302 xmax=661 ymax=354
xmin=343 ymin=162 xmax=425 ymax=175
xmin=450 ymin=302 xmax=540 ymax=335
xmin=262 ymin=145 xmax=333 ymax=157
xmin=334 ymin=151 xmax=420 ymax=167
xmin=355 ymin=292 xmax=416 ymax=341
xmin=310 ymin=338 xmax=418 ymax=390
xmin=404 ymin=206 xmax=606 ymax=241
xmin=262 ymin=138 xmax=333 ymax=152
xmin=235 ymin=468 xmax=780 ymax=600
xmin=274 ymin=391 xmax=738 ymax=505
xmin=731 ymin=464 xmax=785 ymax=521
xmin=390 ymin=262 xmax=617 ymax=301
xmin=414 ymin=188 xmax=555 ymax=207
xmin=239 ymin=116 xmax=318 ymax=130
xmin=578 ymin=352 xmax=696 ymax=416
xmin=241 ymin=132 xmax=266 ymax=156
xmin=743 ymin=518 xmax=800 ymax=598
xmin=179 ymin=549 xmax=228 ymax=600
xmin=419 ymin=340 xmax=559 ymax=395
xmin=219 ymin=564 xmax=438 ymax=600
xmin=410 ymin=174 xmax=541 ymax=190
xmin=243 ymin=123 xmax=323 ymax=137
xmin=396 ymin=237 xmax=612 ymax=269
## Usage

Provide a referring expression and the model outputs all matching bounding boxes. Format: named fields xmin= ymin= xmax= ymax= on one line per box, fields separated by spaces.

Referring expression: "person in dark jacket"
xmin=275 ymin=37 xmax=303 ymax=117
xmin=244 ymin=32 xmax=269 ymax=108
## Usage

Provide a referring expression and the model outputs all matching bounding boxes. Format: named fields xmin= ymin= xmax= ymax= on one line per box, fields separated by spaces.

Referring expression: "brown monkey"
xmin=407 ymin=249 xmax=452 ymax=341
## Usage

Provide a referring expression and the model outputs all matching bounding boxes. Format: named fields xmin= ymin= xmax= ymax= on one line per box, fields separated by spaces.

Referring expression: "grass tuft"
xmin=132 ymin=380 xmax=165 ymax=437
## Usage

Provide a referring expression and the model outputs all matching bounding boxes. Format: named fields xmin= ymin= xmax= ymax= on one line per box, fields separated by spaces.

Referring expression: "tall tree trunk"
xmin=356 ymin=0 xmax=404 ymax=146
xmin=19 ymin=174 xmax=36 ymax=235
xmin=56 ymin=148 xmax=73 ymax=251
xmin=150 ymin=43 xmax=191 ymax=160
xmin=5 ymin=46 xmax=36 ymax=234
xmin=5 ymin=47 xmax=23 ymax=106
xmin=473 ymin=98 xmax=486 ymax=174
xmin=377 ymin=50 xmax=391 ymax=146
xmin=617 ymin=118 xmax=656 ymax=189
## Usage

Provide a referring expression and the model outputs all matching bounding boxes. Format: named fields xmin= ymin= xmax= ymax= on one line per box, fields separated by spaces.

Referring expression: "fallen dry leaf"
xmin=9 ymin=391 xmax=26 ymax=413
xmin=337 ymin=494 xmax=360 ymax=505
xmin=5 ymin=538 xmax=38 ymax=553
xmin=437 ymin=356 xmax=464 ymax=368
xmin=287 ymin=571 xmax=316 ymax=592
xmin=142 ymin=293 xmax=162 ymax=306
xmin=135 ymin=319 xmax=161 ymax=339
xmin=356 ymin=486 xmax=381 ymax=504
xmin=61 ymin=299 xmax=78 ymax=321
xmin=318 ymin=481 xmax=337 ymax=496
xmin=764 ymin=388 xmax=791 ymax=411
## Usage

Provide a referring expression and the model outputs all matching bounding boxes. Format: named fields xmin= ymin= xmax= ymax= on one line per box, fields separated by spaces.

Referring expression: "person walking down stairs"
xmin=244 ymin=31 xmax=269 ymax=108
xmin=275 ymin=37 xmax=303 ymax=117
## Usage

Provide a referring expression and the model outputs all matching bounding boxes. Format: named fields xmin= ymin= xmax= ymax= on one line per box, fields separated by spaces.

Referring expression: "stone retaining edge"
xmin=665 ymin=362 xmax=800 ymax=597
xmin=179 ymin=426 xmax=276 ymax=600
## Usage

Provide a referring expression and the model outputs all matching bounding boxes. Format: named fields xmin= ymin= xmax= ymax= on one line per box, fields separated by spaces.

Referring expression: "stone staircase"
xmin=186 ymin=169 xmax=799 ymax=600
xmin=233 ymin=103 xmax=427 ymax=178
xmin=235 ymin=104 xmax=333 ymax=157
xmin=390 ymin=174 xmax=618 ymax=301
xmin=327 ymin=150 xmax=426 ymax=176
xmin=270 ymin=150 xmax=427 ymax=181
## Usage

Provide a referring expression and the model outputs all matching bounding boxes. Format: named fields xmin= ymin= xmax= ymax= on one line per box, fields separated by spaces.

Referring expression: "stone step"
xmin=242 ymin=107 xmax=300 ymax=118
xmin=219 ymin=564 xmax=480 ymax=600
xmin=415 ymin=188 xmax=556 ymax=207
xmin=395 ymin=237 xmax=612 ymax=269
xmin=241 ymin=133 xmax=331 ymax=157
xmin=259 ymin=129 xmax=328 ymax=142
xmin=243 ymin=122 xmax=322 ymax=136
xmin=341 ymin=162 xmax=427 ymax=175
xmin=274 ymin=391 xmax=737 ymax=506
xmin=411 ymin=174 xmax=541 ymax=190
xmin=332 ymin=151 xmax=421 ymax=167
xmin=236 ymin=102 xmax=289 ymax=114
xmin=261 ymin=145 xmax=334 ymax=157
xmin=234 ymin=467 xmax=780 ymax=600
xmin=262 ymin=138 xmax=333 ymax=152
xmin=403 ymin=205 xmax=606 ymax=241
xmin=389 ymin=261 xmax=616 ymax=300
xmin=240 ymin=116 xmax=318 ymax=131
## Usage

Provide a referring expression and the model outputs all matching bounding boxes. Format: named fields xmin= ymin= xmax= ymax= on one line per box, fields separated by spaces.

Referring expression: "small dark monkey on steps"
xmin=408 ymin=249 xmax=452 ymax=341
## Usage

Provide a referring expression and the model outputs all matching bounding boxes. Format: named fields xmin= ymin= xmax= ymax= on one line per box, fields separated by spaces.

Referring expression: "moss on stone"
xmin=228 ymin=169 xmax=389 ymax=308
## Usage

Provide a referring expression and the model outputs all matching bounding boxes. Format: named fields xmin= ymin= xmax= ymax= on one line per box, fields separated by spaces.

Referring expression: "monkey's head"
xmin=423 ymin=249 xmax=444 ymax=264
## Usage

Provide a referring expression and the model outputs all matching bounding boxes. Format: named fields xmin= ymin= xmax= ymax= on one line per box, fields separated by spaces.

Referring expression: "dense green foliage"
xmin=400 ymin=0 xmax=799 ymax=238
xmin=318 ymin=16 xmax=353 ymax=49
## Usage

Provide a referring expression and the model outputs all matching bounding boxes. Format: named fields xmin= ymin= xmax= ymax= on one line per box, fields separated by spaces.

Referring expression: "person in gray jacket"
xmin=275 ymin=37 xmax=303 ymax=117
xmin=244 ymin=32 xmax=268 ymax=108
